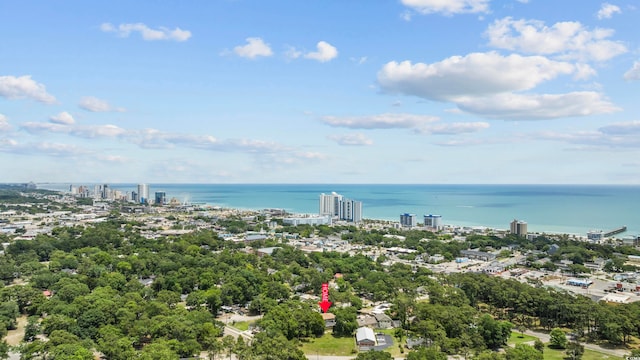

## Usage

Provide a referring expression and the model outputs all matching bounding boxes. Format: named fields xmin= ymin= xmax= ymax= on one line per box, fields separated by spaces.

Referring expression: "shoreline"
xmin=35 ymin=183 xmax=639 ymax=239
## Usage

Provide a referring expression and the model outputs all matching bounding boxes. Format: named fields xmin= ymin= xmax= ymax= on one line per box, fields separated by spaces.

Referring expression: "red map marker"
xmin=318 ymin=283 xmax=332 ymax=313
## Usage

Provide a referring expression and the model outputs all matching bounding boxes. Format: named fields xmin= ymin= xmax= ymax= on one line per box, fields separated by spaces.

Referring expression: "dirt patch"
xmin=4 ymin=315 xmax=28 ymax=346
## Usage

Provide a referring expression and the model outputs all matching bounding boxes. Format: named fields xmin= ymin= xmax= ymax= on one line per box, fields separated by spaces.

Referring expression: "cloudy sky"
xmin=1 ymin=0 xmax=639 ymax=184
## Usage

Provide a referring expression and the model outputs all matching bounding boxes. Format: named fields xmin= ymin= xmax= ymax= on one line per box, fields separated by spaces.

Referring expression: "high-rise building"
xmin=102 ymin=184 xmax=113 ymax=200
xmin=155 ymin=191 xmax=166 ymax=205
xmin=137 ymin=184 xmax=149 ymax=204
xmin=341 ymin=199 xmax=363 ymax=223
xmin=320 ymin=192 xmax=343 ymax=217
xmin=400 ymin=213 xmax=417 ymax=228
xmin=510 ymin=219 xmax=528 ymax=237
xmin=424 ymin=214 xmax=443 ymax=230
xmin=319 ymin=192 xmax=362 ymax=223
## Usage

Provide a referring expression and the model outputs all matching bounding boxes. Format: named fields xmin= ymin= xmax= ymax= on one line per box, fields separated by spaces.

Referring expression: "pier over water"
xmin=604 ymin=226 xmax=627 ymax=237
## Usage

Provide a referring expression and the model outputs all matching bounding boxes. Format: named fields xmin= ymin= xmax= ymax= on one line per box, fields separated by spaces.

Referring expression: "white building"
xmin=424 ymin=214 xmax=443 ymax=230
xmin=400 ymin=213 xmax=417 ymax=228
xmin=319 ymin=192 xmax=343 ymax=217
xmin=341 ymin=198 xmax=362 ymax=223
xmin=587 ymin=230 xmax=603 ymax=242
xmin=137 ymin=184 xmax=150 ymax=204
xmin=283 ymin=215 xmax=332 ymax=226
xmin=319 ymin=192 xmax=362 ymax=223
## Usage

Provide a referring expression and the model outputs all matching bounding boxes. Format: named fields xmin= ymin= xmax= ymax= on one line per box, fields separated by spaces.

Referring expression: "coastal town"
xmin=1 ymin=183 xmax=640 ymax=359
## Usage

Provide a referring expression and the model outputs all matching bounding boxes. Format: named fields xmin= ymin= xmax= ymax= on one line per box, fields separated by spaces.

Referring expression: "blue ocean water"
xmin=43 ymin=183 xmax=639 ymax=236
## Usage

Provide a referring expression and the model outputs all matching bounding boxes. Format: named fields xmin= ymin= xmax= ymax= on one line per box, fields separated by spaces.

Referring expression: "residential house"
xmin=322 ymin=312 xmax=336 ymax=328
xmin=357 ymin=315 xmax=378 ymax=328
xmin=374 ymin=313 xmax=393 ymax=329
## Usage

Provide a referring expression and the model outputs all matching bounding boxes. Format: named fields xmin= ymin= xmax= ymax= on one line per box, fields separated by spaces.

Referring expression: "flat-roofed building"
xmin=510 ymin=219 xmax=528 ymax=237
xmin=424 ymin=214 xmax=443 ymax=230
xmin=400 ymin=213 xmax=417 ymax=228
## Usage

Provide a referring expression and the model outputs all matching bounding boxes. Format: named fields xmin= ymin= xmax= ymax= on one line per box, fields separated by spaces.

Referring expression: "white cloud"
xmin=537 ymin=123 xmax=640 ymax=149
xmin=0 ymin=114 xmax=11 ymax=131
xmin=377 ymin=52 xmax=621 ymax=120
xmin=19 ymin=120 xmax=306 ymax=157
xmin=0 ymin=75 xmax=56 ymax=104
xmin=101 ymin=22 xmax=191 ymax=42
xmin=597 ymin=3 xmax=622 ymax=19
xmin=49 ymin=111 xmax=75 ymax=125
xmin=96 ymin=154 xmax=128 ymax=163
xmin=599 ymin=120 xmax=640 ymax=135
xmin=327 ymin=133 xmax=374 ymax=146
xmin=401 ymin=0 xmax=490 ymax=15
xmin=573 ymin=63 xmax=597 ymax=80
xmin=350 ymin=56 xmax=368 ymax=65
xmin=304 ymin=41 xmax=338 ymax=62
xmin=378 ymin=52 xmax=577 ymax=101
xmin=322 ymin=113 xmax=439 ymax=129
xmin=284 ymin=46 xmax=302 ymax=60
xmin=418 ymin=121 xmax=490 ymax=134
xmin=456 ymin=92 xmax=620 ymax=120
xmin=485 ymin=17 xmax=627 ymax=62
xmin=624 ymin=61 xmax=640 ymax=81
xmin=0 ymin=139 xmax=88 ymax=157
xmin=34 ymin=142 xmax=87 ymax=156
xmin=233 ymin=37 xmax=273 ymax=59
xmin=322 ymin=113 xmax=488 ymax=135
xmin=21 ymin=122 xmax=127 ymax=138
xmin=79 ymin=96 xmax=125 ymax=112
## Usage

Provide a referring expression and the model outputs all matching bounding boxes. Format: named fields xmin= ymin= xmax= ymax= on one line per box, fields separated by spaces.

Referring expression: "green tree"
xmin=23 ymin=316 xmax=40 ymax=342
xmin=332 ymin=307 xmax=358 ymax=337
xmin=565 ymin=340 xmax=584 ymax=360
xmin=0 ymin=301 xmax=19 ymax=330
xmin=355 ymin=350 xmax=393 ymax=360
xmin=0 ymin=341 xmax=7 ymax=360
xmin=49 ymin=343 xmax=94 ymax=360
xmin=533 ymin=339 xmax=544 ymax=353
xmin=406 ymin=347 xmax=447 ymax=360
xmin=138 ymin=341 xmax=180 ymax=360
xmin=549 ymin=328 xmax=567 ymax=349
xmin=249 ymin=332 xmax=306 ymax=360
xmin=505 ymin=344 xmax=542 ymax=360
xmin=477 ymin=314 xmax=512 ymax=349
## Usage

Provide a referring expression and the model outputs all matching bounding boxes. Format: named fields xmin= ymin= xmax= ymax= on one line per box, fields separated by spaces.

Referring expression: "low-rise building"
xmin=321 ymin=312 xmax=336 ymax=328
xmin=355 ymin=327 xmax=376 ymax=349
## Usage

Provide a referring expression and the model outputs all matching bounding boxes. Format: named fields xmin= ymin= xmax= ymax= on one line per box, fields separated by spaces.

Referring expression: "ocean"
xmin=41 ymin=183 xmax=639 ymax=237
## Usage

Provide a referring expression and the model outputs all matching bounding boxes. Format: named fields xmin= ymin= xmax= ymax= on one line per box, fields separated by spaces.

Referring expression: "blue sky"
xmin=1 ymin=0 xmax=639 ymax=184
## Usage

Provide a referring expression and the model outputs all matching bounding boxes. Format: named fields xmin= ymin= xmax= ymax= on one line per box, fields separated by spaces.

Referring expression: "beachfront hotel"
xmin=510 ymin=219 xmax=528 ymax=237
xmin=319 ymin=192 xmax=363 ymax=223
xmin=400 ymin=213 xmax=417 ymax=228
xmin=424 ymin=214 xmax=443 ymax=230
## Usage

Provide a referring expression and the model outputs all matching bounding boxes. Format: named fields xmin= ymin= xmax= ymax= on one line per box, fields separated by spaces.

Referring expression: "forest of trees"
xmin=0 ymin=210 xmax=639 ymax=359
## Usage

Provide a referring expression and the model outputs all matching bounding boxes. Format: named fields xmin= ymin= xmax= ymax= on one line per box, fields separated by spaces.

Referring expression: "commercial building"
xmin=283 ymin=215 xmax=332 ymax=226
xmin=137 ymin=184 xmax=149 ymax=204
xmin=355 ymin=327 xmax=376 ymax=349
xmin=319 ymin=192 xmax=362 ymax=223
xmin=400 ymin=213 xmax=417 ymax=228
xmin=155 ymin=191 xmax=166 ymax=205
xmin=424 ymin=214 xmax=443 ymax=230
xmin=566 ymin=278 xmax=593 ymax=287
xmin=587 ymin=230 xmax=604 ymax=242
xmin=319 ymin=192 xmax=343 ymax=217
xmin=510 ymin=219 xmax=528 ymax=237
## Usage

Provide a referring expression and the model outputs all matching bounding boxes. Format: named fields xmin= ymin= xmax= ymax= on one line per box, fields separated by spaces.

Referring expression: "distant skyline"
xmin=1 ymin=1 xmax=639 ymax=184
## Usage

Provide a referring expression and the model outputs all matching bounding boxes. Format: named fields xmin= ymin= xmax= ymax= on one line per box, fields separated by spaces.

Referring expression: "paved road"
xmin=517 ymin=329 xmax=631 ymax=358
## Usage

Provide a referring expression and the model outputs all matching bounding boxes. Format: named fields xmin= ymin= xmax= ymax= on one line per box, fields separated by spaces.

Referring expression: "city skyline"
xmin=1 ymin=1 xmax=639 ymax=184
